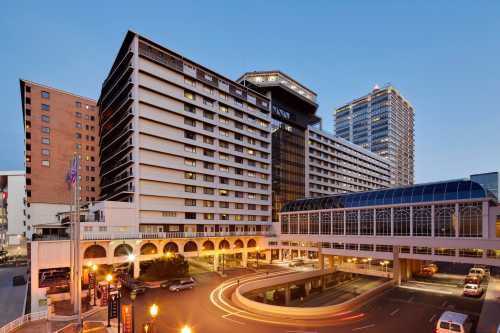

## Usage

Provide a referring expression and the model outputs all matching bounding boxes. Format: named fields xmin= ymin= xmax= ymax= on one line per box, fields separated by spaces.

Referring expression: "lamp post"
xmin=256 ymin=246 xmax=260 ymax=269
xmin=130 ymin=290 xmax=136 ymax=333
xmin=92 ymin=264 xmax=98 ymax=306
xmin=367 ymin=258 xmax=372 ymax=271
xmin=106 ymin=274 xmax=112 ymax=327
xmin=149 ymin=304 xmax=159 ymax=333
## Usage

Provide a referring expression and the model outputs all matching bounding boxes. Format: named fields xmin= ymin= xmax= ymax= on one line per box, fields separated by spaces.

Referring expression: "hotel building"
xmin=335 ymin=85 xmax=415 ymax=186
xmin=20 ymin=80 xmax=99 ymax=235
xmin=0 ymin=171 xmax=26 ymax=254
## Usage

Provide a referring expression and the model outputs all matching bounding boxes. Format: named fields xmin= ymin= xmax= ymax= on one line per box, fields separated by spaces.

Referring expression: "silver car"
xmin=168 ymin=277 xmax=195 ymax=292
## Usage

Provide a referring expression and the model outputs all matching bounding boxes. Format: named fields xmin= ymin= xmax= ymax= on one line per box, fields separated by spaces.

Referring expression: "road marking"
xmin=399 ymin=285 xmax=453 ymax=295
xmin=221 ymin=314 xmax=246 ymax=325
xmin=408 ymin=296 xmax=415 ymax=303
xmin=389 ymin=308 xmax=400 ymax=316
xmin=441 ymin=301 xmax=447 ymax=307
xmin=429 ymin=314 xmax=437 ymax=323
xmin=352 ymin=324 xmax=375 ymax=331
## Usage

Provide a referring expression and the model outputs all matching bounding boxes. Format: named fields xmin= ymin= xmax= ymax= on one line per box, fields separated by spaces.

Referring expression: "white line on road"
xmin=221 ymin=314 xmax=245 ymax=325
xmin=389 ymin=308 xmax=400 ymax=316
xmin=429 ymin=314 xmax=437 ymax=323
xmin=399 ymin=285 xmax=453 ymax=295
xmin=352 ymin=324 xmax=375 ymax=331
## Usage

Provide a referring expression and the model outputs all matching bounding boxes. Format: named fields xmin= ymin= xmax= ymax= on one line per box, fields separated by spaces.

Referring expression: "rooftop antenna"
xmin=372 ymin=83 xmax=380 ymax=91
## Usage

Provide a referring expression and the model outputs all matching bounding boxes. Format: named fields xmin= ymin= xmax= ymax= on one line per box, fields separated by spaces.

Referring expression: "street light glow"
xmin=106 ymin=274 xmax=113 ymax=282
xmin=181 ymin=325 xmax=192 ymax=333
xmin=149 ymin=304 xmax=159 ymax=318
xmin=92 ymin=264 xmax=98 ymax=272
xmin=127 ymin=254 xmax=136 ymax=262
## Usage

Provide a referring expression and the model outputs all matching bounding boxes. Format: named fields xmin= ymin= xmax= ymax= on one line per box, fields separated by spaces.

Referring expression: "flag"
xmin=68 ymin=156 xmax=79 ymax=184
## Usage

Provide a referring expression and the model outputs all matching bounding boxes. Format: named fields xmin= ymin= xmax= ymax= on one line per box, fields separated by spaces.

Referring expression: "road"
xmin=0 ymin=266 xmax=27 ymax=326
xmin=119 ymin=268 xmax=485 ymax=333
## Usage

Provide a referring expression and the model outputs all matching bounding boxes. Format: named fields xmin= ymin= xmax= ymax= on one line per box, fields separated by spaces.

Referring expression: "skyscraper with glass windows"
xmin=335 ymin=85 xmax=415 ymax=186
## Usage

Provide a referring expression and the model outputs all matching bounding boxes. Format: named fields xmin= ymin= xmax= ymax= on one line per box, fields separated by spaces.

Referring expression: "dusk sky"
xmin=1 ymin=1 xmax=499 ymax=183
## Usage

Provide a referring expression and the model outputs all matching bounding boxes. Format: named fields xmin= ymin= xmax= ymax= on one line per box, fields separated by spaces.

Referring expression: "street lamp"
xmin=91 ymin=264 xmax=98 ymax=306
xmin=256 ymin=246 xmax=260 ymax=269
xmin=367 ymin=258 xmax=372 ymax=270
xmin=130 ymin=290 xmax=136 ymax=333
xmin=165 ymin=251 xmax=172 ymax=259
xmin=181 ymin=325 xmax=192 ymax=333
xmin=106 ymin=274 xmax=113 ymax=327
xmin=149 ymin=303 xmax=158 ymax=332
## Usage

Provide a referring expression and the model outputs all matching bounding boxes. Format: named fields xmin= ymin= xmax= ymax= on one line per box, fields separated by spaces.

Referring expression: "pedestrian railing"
xmin=81 ymin=230 xmax=275 ymax=241
xmin=0 ymin=311 xmax=48 ymax=333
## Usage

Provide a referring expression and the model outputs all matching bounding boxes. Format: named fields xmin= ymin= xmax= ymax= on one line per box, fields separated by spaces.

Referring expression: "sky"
xmin=1 ymin=1 xmax=499 ymax=183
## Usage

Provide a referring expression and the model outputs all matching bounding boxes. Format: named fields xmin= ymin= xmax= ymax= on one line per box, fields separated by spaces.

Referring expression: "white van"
xmin=436 ymin=311 xmax=473 ymax=333
xmin=468 ymin=267 xmax=486 ymax=279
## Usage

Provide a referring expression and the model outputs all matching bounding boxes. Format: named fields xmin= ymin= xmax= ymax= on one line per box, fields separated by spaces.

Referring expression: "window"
xmin=184 ymin=91 xmax=195 ymax=100
xmin=203 ymin=136 xmax=214 ymax=144
xmin=184 ymin=145 xmax=196 ymax=153
xmin=185 ymin=212 xmax=196 ymax=219
xmin=185 ymin=185 xmax=196 ymax=193
xmin=204 ymin=162 xmax=214 ymax=170
xmin=75 ymin=122 xmax=82 ymax=129
xmin=184 ymin=77 xmax=195 ymax=86
xmin=184 ymin=117 xmax=196 ymax=127
xmin=42 ymin=137 xmax=50 ymax=145
xmin=219 ymin=165 xmax=229 ymax=172
xmin=75 ymin=101 xmax=82 ymax=108
xmin=184 ymin=130 xmax=196 ymax=140
xmin=220 ymin=105 xmax=229 ymax=113
xmin=75 ymin=133 xmax=82 ymax=139
xmin=220 ymin=129 xmax=229 ymax=137
xmin=219 ymin=202 xmax=229 ymax=208
xmin=394 ymin=207 xmax=410 ymax=236
xmin=185 ymin=199 xmax=196 ymax=206
xmin=203 ymin=123 xmax=214 ymax=132
xmin=42 ymin=127 xmax=50 ymax=133
xmin=204 ymin=175 xmax=214 ymax=182
xmin=184 ymin=104 xmax=195 ymax=113
xmin=220 ymin=177 xmax=229 ymax=184
xmin=41 ymin=115 xmax=49 ymax=122
xmin=413 ymin=206 xmax=432 ymax=236
xmin=204 ymin=187 xmax=214 ymax=195
xmin=41 ymin=160 xmax=50 ymax=167
xmin=220 ymin=214 xmax=229 ymax=221
xmin=184 ymin=172 xmax=196 ymax=180
xmin=203 ymin=110 xmax=214 ymax=119
xmin=219 ymin=189 xmax=229 ymax=196
xmin=219 ymin=141 xmax=229 ymax=149
xmin=375 ymin=208 xmax=391 ymax=236
xmin=41 ymin=91 xmax=50 ymax=99
xmin=203 ymin=149 xmax=214 ymax=157
xmin=41 ymin=104 xmax=50 ymax=111
xmin=184 ymin=159 xmax=196 ymax=166
xmin=219 ymin=117 xmax=229 ymax=125
xmin=75 ymin=112 xmax=82 ymax=118
xmin=459 ymin=203 xmax=482 ymax=238
xmin=220 ymin=153 xmax=229 ymax=161
xmin=204 ymin=213 xmax=214 ymax=220
xmin=41 ymin=149 xmax=49 ymax=156
xmin=346 ymin=211 xmax=358 ymax=235
xmin=162 ymin=211 xmax=177 ymax=217
xmin=203 ymin=200 xmax=214 ymax=207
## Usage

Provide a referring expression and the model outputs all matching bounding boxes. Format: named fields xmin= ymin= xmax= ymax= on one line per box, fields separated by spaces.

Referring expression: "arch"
xmin=202 ymin=240 xmax=214 ymax=251
xmin=114 ymin=243 xmax=133 ymax=257
xmin=84 ymin=245 xmax=106 ymax=259
xmin=234 ymin=239 xmax=244 ymax=249
xmin=184 ymin=241 xmax=198 ymax=252
xmin=164 ymin=242 xmax=179 ymax=253
xmin=140 ymin=242 xmax=158 ymax=255
xmin=219 ymin=239 xmax=230 ymax=250
xmin=247 ymin=239 xmax=257 ymax=248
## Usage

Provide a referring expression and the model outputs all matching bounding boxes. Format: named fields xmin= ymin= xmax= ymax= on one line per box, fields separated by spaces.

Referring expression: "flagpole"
xmin=75 ymin=156 xmax=82 ymax=326
xmin=72 ymin=157 xmax=78 ymax=314
xmin=69 ymin=164 xmax=74 ymax=306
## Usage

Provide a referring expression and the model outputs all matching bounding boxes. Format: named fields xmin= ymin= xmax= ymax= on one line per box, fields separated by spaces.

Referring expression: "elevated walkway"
xmin=335 ymin=264 xmax=393 ymax=279
xmin=476 ymin=277 xmax=500 ymax=333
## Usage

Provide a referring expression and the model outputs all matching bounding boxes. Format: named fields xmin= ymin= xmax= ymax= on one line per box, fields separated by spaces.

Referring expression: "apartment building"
xmin=20 ymin=80 xmax=99 ymax=233
xmin=98 ymin=31 xmax=273 ymax=234
xmin=238 ymin=71 xmax=321 ymax=222
xmin=306 ymin=127 xmax=391 ymax=197
xmin=335 ymin=85 xmax=415 ymax=186
xmin=0 ymin=171 xmax=26 ymax=254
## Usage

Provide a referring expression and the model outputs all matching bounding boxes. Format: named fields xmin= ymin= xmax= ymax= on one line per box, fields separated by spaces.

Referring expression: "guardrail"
xmin=232 ymin=270 xmax=394 ymax=319
xmin=0 ymin=311 xmax=48 ymax=333
xmin=81 ymin=230 xmax=275 ymax=241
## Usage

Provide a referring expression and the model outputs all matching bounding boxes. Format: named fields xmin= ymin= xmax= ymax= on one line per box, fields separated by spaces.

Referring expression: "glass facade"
xmin=471 ymin=172 xmax=498 ymax=199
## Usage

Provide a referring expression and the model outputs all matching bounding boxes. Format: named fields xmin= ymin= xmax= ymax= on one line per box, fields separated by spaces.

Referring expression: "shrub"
xmin=139 ymin=255 xmax=189 ymax=281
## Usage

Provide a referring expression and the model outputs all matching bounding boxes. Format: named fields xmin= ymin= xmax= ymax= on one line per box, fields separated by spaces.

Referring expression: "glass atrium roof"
xmin=281 ymin=180 xmax=497 ymax=212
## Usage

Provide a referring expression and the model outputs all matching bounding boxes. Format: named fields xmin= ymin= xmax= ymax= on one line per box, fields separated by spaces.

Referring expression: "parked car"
xmin=119 ymin=275 xmax=147 ymax=294
xmin=464 ymin=275 xmax=481 ymax=285
xmin=415 ymin=267 xmax=434 ymax=277
xmin=12 ymin=275 xmax=26 ymax=286
xmin=160 ymin=279 xmax=181 ymax=289
xmin=168 ymin=277 xmax=195 ymax=292
xmin=436 ymin=311 xmax=473 ymax=333
xmin=425 ymin=263 xmax=438 ymax=273
xmin=463 ymin=283 xmax=483 ymax=297
xmin=289 ymin=259 xmax=305 ymax=267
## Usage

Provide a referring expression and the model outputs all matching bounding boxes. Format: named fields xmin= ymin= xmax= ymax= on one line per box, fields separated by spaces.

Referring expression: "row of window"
xmin=184 ymin=158 xmax=268 ymax=180
xmin=183 ymin=198 xmax=268 ymax=210
xmin=184 ymin=172 xmax=268 ymax=189
xmin=183 ymin=212 xmax=269 ymax=222
xmin=184 ymin=185 xmax=269 ymax=200
xmin=280 ymin=203 xmax=483 ymax=238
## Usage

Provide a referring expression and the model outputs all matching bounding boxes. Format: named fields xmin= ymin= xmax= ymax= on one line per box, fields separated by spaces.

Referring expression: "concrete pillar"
xmin=264 ymin=250 xmax=272 ymax=264
xmin=278 ymin=249 xmax=283 ymax=261
xmin=328 ymin=256 xmax=334 ymax=270
xmin=285 ymin=285 xmax=291 ymax=305
xmin=431 ymin=205 xmax=435 ymax=237
xmin=455 ymin=203 xmax=460 ymax=237
xmin=133 ymin=261 xmax=140 ymax=279
xmin=305 ymin=281 xmax=311 ymax=297
xmin=213 ymin=254 xmax=219 ymax=272
xmin=410 ymin=206 xmax=414 ymax=236
xmin=319 ymin=253 xmax=325 ymax=271
xmin=393 ymin=246 xmax=401 ymax=285
xmin=241 ymin=251 xmax=248 ymax=268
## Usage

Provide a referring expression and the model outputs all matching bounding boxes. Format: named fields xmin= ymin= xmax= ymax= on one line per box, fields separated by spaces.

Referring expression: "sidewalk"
xmin=476 ymin=277 xmax=500 ymax=333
